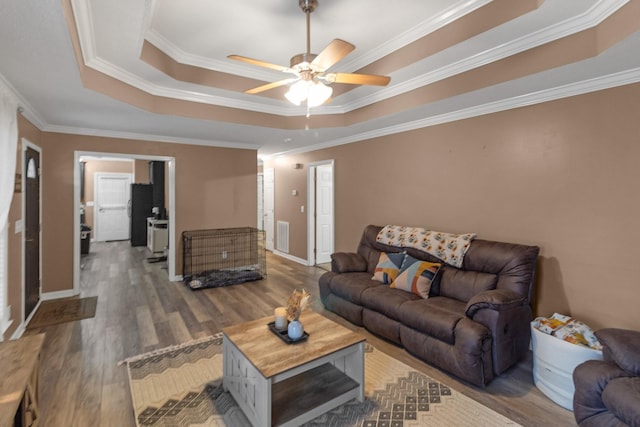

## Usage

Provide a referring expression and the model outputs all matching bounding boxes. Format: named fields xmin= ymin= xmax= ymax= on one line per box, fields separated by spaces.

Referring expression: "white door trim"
xmin=307 ymin=159 xmax=335 ymax=266
xmin=73 ymin=151 xmax=177 ymax=296
xmin=264 ymin=168 xmax=275 ymax=251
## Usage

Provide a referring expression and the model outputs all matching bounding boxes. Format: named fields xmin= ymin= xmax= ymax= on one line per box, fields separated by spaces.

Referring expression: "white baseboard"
xmin=172 ymin=275 xmax=183 ymax=282
xmin=10 ymin=322 xmax=25 ymax=340
xmin=273 ymin=250 xmax=308 ymax=266
xmin=0 ymin=319 xmax=13 ymax=341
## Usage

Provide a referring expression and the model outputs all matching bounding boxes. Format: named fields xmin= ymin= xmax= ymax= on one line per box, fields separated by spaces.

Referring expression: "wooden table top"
xmin=0 ymin=333 xmax=45 ymax=427
xmin=223 ymin=310 xmax=365 ymax=379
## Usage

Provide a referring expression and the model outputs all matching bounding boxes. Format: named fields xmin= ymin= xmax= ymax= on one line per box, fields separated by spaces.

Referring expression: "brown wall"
xmin=133 ymin=159 xmax=150 ymax=183
xmin=3 ymin=124 xmax=256 ymax=339
xmin=265 ymin=82 xmax=640 ymax=332
xmin=82 ymin=159 xmax=134 ymax=232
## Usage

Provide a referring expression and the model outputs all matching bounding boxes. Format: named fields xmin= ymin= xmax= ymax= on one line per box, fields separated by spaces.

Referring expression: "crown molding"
xmin=84 ymin=56 xmax=311 ymax=116
xmin=70 ymin=0 xmax=97 ymax=66
xmin=145 ymin=0 xmax=491 ymax=78
xmin=266 ymin=67 xmax=640 ymax=158
xmin=339 ymin=0 xmax=630 ymax=112
xmin=0 ymin=73 xmax=47 ymax=129
xmin=144 ymin=29 xmax=283 ymax=83
xmin=42 ymin=123 xmax=261 ymax=151
xmin=11 ymin=66 xmax=640 ymax=157
xmin=74 ymin=0 xmax=628 ymax=117
xmin=337 ymin=0 xmax=492 ymax=72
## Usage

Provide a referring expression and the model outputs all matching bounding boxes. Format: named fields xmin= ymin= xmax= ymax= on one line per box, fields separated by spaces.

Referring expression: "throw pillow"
xmin=391 ymin=256 xmax=441 ymax=298
xmin=372 ymin=252 xmax=406 ymax=284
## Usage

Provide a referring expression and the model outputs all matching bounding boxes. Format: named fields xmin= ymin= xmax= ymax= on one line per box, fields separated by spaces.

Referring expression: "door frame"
xmin=263 ymin=168 xmax=275 ymax=251
xmin=93 ymin=172 xmax=133 ymax=241
xmin=73 ymin=151 xmax=177 ymax=295
xmin=257 ymin=172 xmax=264 ymax=231
xmin=22 ymin=139 xmax=42 ymax=324
xmin=307 ymin=159 xmax=335 ymax=266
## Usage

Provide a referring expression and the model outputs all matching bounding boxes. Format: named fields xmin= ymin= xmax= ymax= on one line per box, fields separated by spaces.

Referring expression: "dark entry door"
xmin=24 ymin=147 xmax=40 ymax=320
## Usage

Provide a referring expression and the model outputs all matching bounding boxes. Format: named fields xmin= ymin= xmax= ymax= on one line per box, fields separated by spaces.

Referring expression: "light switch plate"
xmin=14 ymin=219 xmax=24 ymax=233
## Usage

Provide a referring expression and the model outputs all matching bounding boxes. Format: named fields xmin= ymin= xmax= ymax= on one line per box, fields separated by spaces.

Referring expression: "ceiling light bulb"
xmin=307 ymin=81 xmax=332 ymax=107
xmin=285 ymin=80 xmax=309 ymax=106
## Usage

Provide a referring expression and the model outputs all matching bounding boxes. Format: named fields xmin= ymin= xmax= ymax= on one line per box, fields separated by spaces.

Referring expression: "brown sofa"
xmin=318 ymin=225 xmax=540 ymax=386
xmin=573 ymin=328 xmax=640 ymax=427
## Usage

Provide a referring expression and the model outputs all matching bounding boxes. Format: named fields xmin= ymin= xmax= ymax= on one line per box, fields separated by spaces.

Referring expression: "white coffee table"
xmin=222 ymin=310 xmax=365 ymax=427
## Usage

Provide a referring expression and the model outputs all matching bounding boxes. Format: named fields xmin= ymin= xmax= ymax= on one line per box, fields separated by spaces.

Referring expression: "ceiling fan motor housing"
xmin=290 ymin=53 xmax=318 ymax=69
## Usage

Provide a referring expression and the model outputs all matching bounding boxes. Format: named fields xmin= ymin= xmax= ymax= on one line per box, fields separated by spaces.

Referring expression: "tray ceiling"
xmin=0 ymin=0 xmax=639 ymax=158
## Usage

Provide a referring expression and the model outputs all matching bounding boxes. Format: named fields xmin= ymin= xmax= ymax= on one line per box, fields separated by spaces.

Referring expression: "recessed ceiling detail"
xmin=1 ymin=0 xmax=638 ymax=157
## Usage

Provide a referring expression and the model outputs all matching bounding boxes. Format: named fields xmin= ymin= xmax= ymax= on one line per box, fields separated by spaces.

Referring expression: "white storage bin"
xmin=531 ymin=323 xmax=602 ymax=411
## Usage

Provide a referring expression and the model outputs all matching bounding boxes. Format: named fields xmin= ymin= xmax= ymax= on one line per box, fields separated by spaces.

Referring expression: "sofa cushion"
xmin=328 ymin=272 xmax=382 ymax=305
xmin=372 ymin=251 xmax=406 ymax=284
xmin=360 ymin=285 xmax=420 ymax=321
xmin=396 ymin=297 xmax=467 ymax=345
xmin=601 ymin=377 xmax=640 ymax=427
xmin=390 ymin=258 xmax=441 ymax=298
xmin=439 ymin=268 xmax=498 ymax=303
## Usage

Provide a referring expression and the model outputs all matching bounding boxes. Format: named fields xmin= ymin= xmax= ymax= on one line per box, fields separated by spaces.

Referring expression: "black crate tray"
xmin=267 ymin=321 xmax=309 ymax=344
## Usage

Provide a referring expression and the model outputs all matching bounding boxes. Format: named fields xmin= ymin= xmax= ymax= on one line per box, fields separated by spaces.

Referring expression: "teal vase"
xmin=288 ymin=320 xmax=304 ymax=340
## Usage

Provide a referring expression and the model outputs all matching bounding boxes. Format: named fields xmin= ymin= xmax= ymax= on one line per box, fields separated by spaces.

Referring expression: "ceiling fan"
xmin=228 ymin=0 xmax=391 ymax=109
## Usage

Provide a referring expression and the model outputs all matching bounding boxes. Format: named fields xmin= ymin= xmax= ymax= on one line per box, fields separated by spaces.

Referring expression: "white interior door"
xmin=263 ymin=168 xmax=275 ymax=251
xmin=315 ymin=163 xmax=334 ymax=264
xmin=95 ymin=173 xmax=132 ymax=241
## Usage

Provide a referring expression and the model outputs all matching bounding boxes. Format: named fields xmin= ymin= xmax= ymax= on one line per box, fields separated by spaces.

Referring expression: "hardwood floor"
xmin=24 ymin=241 xmax=576 ymax=426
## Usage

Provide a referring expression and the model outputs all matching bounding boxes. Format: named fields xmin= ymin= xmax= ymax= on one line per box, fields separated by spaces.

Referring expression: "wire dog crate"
xmin=182 ymin=227 xmax=266 ymax=290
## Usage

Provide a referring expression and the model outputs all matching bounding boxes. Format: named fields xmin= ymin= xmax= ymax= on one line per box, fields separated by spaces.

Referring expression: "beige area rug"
xmin=26 ymin=296 xmax=97 ymax=329
xmin=122 ymin=334 xmax=521 ymax=427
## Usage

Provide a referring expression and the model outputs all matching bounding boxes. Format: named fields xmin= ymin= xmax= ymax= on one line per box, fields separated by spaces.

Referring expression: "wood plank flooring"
xmin=24 ymin=241 xmax=577 ymax=426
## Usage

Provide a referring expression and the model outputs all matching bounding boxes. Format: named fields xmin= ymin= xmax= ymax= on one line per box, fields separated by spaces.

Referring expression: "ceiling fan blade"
xmin=245 ymin=78 xmax=298 ymax=95
xmin=228 ymin=55 xmax=293 ymax=73
xmin=311 ymin=39 xmax=355 ymax=71
xmin=328 ymin=72 xmax=391 ymax=86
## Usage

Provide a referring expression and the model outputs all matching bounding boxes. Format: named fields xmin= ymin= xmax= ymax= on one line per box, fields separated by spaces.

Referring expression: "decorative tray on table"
xmin=267 ymin=321 xmax=309 ymax=344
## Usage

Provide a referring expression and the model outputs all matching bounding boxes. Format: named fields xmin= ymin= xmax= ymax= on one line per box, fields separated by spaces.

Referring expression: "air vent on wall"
xmin=277 ymin=221 xmax=290 ymax=253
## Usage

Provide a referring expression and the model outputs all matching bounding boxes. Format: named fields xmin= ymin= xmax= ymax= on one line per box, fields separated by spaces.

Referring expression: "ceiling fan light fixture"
xmin=285 ymin=80 xmax=308 ymax=105
xmin=307 ymin=81 xmax=332 ymax=107
xmin=229 ymin=0 xmax=389 ymax=112
xmin=285 ymin=80 xmax=332 ymax=107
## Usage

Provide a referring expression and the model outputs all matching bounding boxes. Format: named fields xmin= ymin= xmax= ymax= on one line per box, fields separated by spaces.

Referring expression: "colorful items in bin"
xmin=532 ymin=313 xmax=602 ymax=350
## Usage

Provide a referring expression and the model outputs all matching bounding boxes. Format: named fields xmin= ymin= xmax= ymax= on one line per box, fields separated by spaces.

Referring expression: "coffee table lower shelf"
xmin=272 ymin=363 xmax=359 ymax=426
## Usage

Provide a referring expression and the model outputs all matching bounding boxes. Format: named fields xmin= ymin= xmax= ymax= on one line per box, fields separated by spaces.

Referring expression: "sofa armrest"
xmin=573 ymin=360 xmax=629 ymax=426
xmin=596 ymin=328 xmax=640 ymax=376
xmin=465 ymin=289 xmax=526 ymax=318
xmin=331 ymin=252 xmax=368 ymax=273
xmin=465 ymin=289 xmax=531 ymax=375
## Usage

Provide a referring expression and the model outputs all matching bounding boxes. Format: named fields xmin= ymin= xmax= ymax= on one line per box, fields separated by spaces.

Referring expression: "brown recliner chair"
xmin=573 ymin=328 xmax=640 ymax=427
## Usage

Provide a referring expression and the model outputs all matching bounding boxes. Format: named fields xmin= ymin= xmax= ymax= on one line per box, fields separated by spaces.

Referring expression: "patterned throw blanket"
xmin=376 ymin=225 xmax=476 ymax=268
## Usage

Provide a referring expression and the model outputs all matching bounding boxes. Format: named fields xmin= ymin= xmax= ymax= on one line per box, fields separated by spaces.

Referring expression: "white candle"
xmin=274 ymin=307 xmax=287 ymax=329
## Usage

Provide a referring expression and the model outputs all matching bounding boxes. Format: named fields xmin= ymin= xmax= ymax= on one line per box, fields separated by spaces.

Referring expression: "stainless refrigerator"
xmin=129 ymin=183 xmax=153 ymax=247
